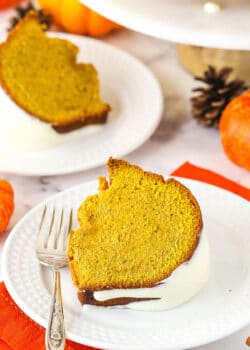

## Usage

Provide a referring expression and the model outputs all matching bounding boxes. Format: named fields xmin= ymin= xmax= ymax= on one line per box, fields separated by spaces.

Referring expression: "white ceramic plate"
xmin=0 ymin=33 xmax=162 ymax=176
xmin=2 ymin=177 xmax=250 ymax=350
xmin=80 ymin=0 xmax=250 ymax=50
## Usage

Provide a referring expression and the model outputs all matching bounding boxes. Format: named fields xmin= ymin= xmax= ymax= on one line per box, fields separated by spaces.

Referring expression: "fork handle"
xmin=46 ymin=268 xmax=65 ymax=350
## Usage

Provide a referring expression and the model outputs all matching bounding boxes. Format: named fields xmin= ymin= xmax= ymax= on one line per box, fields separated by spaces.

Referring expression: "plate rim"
xmin=80 ymin=0 xmax=250 ymax=50
xmin=2 ymin=177 xmax=250 ymax=350
xmin=0 ymin=33 xmax=163 ymax=176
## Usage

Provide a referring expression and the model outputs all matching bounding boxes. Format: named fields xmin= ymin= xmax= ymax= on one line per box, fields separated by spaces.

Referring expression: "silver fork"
xmin=36 ymin=206 xmax=73 ymax=350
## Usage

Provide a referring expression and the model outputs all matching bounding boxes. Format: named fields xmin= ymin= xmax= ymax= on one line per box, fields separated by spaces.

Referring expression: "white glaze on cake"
xmin=93 ymin=232 xmax=210 ymax=311
xmin=0 ymin=89 xmax=102 ymax=151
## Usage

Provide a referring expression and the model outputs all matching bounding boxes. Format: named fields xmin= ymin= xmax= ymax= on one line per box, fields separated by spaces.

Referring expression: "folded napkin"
xmin=172 ymin=162 xmax=250 ymax=201
xmin=0 ymin=162 xmax=249 ymax=350
xmin=0 ymin=284 xmax=96 ymax=350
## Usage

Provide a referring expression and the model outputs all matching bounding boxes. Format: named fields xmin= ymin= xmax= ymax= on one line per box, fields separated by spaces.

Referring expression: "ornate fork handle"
xmin=46 ymin=268 xmax=65 ymax=350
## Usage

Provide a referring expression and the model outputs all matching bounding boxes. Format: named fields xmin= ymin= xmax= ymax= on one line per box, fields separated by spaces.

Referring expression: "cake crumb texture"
xmin=0 ymin=12 xmax=110 ymax=130
xmin=68 ymin=158 xmax=202 ymax=290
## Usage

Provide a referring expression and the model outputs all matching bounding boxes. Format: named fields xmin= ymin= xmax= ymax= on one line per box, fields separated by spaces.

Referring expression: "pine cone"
xmin=8 ymin=2 xmax=52 ymax=32
xmin=191 ymin=65 xmax=248 ymax=127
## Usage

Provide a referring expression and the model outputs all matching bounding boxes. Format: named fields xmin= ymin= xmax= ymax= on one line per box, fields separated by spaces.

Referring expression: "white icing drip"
xmin=0 ymin=89 xmax=102 ymax=151
xmin=93 ymin=232 xmax=210 ymax=311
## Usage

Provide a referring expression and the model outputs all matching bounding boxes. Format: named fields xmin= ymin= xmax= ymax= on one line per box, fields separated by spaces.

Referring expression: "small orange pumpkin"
xmin=0 ymin=0 xmax=19 ymax=9
xmin=219 ymin=91 xmax=250 ymax=171
xmin=38 ymin=0 xmax=121 ymax=36
xmin=0 ymin=179 xmax=14 ymax=233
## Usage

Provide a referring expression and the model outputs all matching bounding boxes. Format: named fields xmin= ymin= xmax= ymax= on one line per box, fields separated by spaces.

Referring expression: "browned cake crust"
xmin=52 ymin=113 xmax=108 ymax=133
xmin=77 ymin=290 xmax=159 ymax=306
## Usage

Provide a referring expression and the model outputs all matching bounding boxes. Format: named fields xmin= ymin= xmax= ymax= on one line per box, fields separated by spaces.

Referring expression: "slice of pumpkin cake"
xmin=68 ymin=158 xmax=210 ymax=311
xmin=0 ymin=12 xmax=110 ymax=133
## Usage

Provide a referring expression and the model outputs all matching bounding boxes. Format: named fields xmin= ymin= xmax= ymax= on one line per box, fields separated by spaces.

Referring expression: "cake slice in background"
xmin=0 ymin=11 xmax=110 ymax=134
xmin=68 ymin=158 xmax=210 ymax=311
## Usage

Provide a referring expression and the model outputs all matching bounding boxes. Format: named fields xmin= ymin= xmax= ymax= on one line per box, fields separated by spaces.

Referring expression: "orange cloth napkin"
xmin=0 ymin=282 xmax=97 ymax=350
xmin=0 ymin=162 xmax=249 ymax=350
xmin=172 ymin=162 xmax=250 ymax=201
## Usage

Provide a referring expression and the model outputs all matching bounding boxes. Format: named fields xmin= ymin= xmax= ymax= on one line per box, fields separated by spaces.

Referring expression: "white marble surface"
xmin=0 ymin=5 xmax=250 ymax=350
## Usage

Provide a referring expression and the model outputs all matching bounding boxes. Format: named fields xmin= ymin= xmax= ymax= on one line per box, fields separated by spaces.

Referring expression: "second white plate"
xmin=0 ymin=33 xmax=162 ymax=176
xmin=2 ymin=178 xmax=250 ymax=350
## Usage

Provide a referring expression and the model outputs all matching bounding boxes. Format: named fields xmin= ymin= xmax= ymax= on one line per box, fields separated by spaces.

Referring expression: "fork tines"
xmin=37 ymin=206 xmax=73 ymax=253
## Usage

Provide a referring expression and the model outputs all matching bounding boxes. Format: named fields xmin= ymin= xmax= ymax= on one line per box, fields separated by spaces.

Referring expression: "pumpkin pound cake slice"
xmin=0 ymin=12 xmax=110 ymax=133
xmin=68 ymin=158 xmax=210 ymax=311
